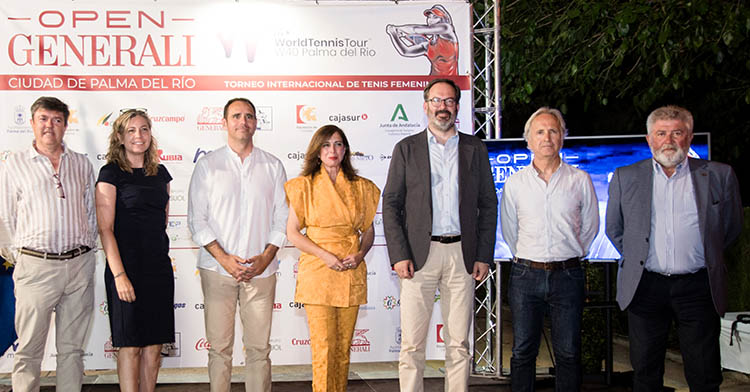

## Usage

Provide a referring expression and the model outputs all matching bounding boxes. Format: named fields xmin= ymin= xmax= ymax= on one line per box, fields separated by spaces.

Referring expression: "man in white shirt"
xmin=0 ymin=96 xmax=97 ymax=392
xmin=500 ymin=107 xmax=599 ymax=391
xmin=188 ymin=98 xmax=288 ymax=392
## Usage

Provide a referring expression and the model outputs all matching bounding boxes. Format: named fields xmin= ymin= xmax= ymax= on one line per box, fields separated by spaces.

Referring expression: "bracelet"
xmin=113 ymin=271 xmax=126 ymax=279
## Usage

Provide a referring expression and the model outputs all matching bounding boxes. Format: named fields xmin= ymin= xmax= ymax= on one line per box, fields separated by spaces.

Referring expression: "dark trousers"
xmin=628 ymin=269 xmax=722 ymax=392
xmin=509 ymin=263 xmax=585 ymax=392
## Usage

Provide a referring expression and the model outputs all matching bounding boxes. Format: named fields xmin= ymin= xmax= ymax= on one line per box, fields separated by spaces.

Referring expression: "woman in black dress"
xmin=95 ymin=109 xmax=173 ymax=392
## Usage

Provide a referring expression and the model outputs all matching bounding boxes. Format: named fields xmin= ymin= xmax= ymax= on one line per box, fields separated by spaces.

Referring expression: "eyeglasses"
xmin=53 ymin=173 xmax=65 ymax=199
xmin=426 ymin=97 xmax=457 ymax=107
xmin=119 ymin=108 xmax=148 ymax=114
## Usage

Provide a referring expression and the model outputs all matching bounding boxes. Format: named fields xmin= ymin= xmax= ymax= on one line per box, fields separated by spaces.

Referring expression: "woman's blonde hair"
xmin=105 ymin=109 xmax=160 ymax=176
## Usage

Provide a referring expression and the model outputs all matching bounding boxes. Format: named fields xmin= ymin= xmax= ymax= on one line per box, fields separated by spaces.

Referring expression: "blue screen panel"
xmin=485 ymin=134 xmax=710 ymax=261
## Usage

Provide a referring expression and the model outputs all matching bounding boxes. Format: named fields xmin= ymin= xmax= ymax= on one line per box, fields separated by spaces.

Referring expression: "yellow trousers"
xmin=305 ymin=304 xmax=359 ymax=392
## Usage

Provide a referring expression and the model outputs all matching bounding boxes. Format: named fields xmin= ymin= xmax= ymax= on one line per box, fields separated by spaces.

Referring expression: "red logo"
xmin=291 ymin=338 xmax=310 ymax=346
xmin=436 ymin=324 xmax=444 ymax=343
xmin=104 ymin=336 xmax=117 ymax=359
xmin=158 ymin=149 xmax=183 ymax=161
xmin=196 ymin=107 xmax=224 ymax=131
xmin=351 ymin=329 xmax=371 ymax=352
xmin=195 ymin=338 xmax=211 ymax=351
xmin=296 ymin=105 xmax=317 ymax=124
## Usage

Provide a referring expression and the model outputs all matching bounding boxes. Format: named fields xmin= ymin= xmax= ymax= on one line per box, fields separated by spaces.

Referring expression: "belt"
xmin=513 ymin=257 xmax=581 ymax=271
xmin=20 ymin=246 xmax=91 ymax=260
xmin=644 ymin=268 xmax=706 ymax=279
xmin=430 ymin=235 xmax=461 ymax=244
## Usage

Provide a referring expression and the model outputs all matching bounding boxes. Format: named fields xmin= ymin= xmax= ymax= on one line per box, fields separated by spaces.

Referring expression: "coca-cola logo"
xmin=195 ymin=338 xmax=211 ymax=351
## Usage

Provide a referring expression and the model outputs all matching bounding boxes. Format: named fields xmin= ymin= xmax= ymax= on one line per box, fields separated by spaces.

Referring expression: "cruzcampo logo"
xmin=390 ymin=104 xmax=408 ymax=122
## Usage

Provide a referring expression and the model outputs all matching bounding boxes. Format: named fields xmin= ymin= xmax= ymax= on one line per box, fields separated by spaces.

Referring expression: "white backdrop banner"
xmin=0 ymin=0 xmax=473 ymax=370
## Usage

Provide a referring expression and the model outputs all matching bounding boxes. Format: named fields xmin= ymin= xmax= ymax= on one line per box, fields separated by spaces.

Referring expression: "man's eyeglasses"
xmin=426 ymin=97 xmax=457 ymax=107
xmin=53 ymin=173 xmax=65 ymax=199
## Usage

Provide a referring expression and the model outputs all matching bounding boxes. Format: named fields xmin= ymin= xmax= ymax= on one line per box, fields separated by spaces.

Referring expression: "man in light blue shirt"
xmin=606 ymin=105 xmax=743 ymax=392
xmin=383 ymin=78 xmax=497 ymax=392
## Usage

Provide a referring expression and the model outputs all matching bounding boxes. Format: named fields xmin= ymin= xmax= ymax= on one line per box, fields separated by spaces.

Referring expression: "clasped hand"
xmin=223 ymin=253 xmax=270 ymax=282
xmin=322 ymin=251 xmax=363 ymax=272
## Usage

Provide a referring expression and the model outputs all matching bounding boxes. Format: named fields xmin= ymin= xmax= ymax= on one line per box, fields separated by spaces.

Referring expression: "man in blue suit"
xmin=606 ymin=105 xmax=743 ymax=391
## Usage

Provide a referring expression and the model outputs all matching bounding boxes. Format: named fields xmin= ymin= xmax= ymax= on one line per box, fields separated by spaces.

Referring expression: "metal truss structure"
xmin=311 ymin=0 xmax=504 ymax=379
xmin=471 ymin=0 xmax=503 ymax=379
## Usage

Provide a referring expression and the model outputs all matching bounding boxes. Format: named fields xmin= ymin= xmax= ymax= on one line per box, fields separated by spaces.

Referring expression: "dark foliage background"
xmin=496 ymin=0 xmax=749 ymax=202
xmin=489 ymin=1 xmax=750 ymax=371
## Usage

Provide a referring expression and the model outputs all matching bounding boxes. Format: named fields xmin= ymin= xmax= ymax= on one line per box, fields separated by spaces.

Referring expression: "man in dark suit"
xmin=383 ymin=78 xmax=497 ymax=392
xmin=606 ymin=105 xmax=743 ymax=392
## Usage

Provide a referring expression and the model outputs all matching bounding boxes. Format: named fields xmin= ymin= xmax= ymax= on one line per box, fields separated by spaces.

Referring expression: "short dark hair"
xmin=30 ymin=97 xmax=70 ymax=125
xmin=223 ymin=98 xmax=256 ymax=119
xmin=423 ymin=78 xmax=461 ymax=102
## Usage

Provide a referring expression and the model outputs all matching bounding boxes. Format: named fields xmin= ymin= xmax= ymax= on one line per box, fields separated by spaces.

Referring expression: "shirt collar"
xmin=29 ymin=141 xmax=67 ymax=160
xmin=426 ymin=128 xmax=459 ymax=145
xmin=652 ymin=156 xmax=689 ymax=177
xmin=224 ymin=144 xmax=254 ymax=164
xmin=531 ymin=158 xmax=563 ymax=178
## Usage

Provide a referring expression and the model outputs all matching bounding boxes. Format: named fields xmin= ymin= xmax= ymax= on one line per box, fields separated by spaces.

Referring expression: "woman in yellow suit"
xmin=285 ymin=124 xmax=380 ymax=392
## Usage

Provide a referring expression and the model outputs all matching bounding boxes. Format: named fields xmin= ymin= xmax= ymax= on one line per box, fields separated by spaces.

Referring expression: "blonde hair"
xmin=105 ymin=110 xmax=160 ymax=176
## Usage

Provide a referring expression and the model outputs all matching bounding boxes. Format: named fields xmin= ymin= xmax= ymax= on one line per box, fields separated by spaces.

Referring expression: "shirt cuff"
xmin=192 ymin=227 xmax=217 ymax=247
xmin=267 ymin=230 xmax=286 ymax=249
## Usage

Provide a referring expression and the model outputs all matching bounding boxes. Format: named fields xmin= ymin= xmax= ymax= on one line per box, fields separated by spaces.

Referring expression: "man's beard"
xmin=652 ymin=143 xmax=687 ymax=168
xmin=430 ymin=110 xmax=455 ymax=132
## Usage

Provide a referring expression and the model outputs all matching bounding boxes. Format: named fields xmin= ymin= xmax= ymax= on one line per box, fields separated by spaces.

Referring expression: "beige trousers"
xmin=305 ymin=304 xmax=359 ymax=392
xmin=12 ymin=251 xmax=95 ymax=392
xmin=199 ymin=270 xmax=276 ymax=392
xmin=398 ymin=241 xmax=474 ymax=392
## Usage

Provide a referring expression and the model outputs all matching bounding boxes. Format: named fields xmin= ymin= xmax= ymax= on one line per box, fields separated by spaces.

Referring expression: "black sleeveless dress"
xmin=97 ymin=163 xmax=174 ymax=347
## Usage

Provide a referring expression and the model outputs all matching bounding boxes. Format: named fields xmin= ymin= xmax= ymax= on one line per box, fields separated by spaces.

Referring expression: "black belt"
xmin=644 ymin=268 xmax=706 ymax=279
xmin=430 ymin=235 xmax=461 ymax=244
xmin=513 ymin=257 xmax=581 ymax=271
xmin=20 ymin=246 xmax=91 ymax=260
